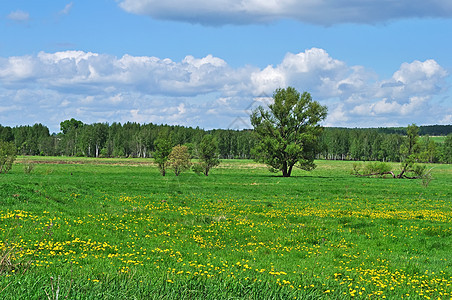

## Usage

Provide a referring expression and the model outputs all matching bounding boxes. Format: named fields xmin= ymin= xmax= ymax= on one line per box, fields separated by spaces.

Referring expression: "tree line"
xmin=1 ymin=121 xmax=451 ymax=163
xmin=319 ymin=127 xmax=452 ymax=163
xmin=0 ymin=121 xmax=255 ymax=160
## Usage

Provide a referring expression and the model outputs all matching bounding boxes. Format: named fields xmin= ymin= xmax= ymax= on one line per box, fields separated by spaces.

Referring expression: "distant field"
xmin=1 ymin=158 xmax=451 ymax=299
xmin=430 ymin=136 xmax=447 ymax=143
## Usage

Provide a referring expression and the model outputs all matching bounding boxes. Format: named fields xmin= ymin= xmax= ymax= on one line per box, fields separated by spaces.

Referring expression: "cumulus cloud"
xmin=346 ymin=60 xmax=449 ymax=122
xmin=251 ymin=48 xmax=378 ymax=102
xmin=7 ymin=10 xmax=30 ymax=22
xmin=0 ymin=51 xmax=247 ymax=97
xmin=379 ymin=59 xmax=448 ymax=98
xmin=118 ymin=0 xmax=452 ymax=26
xmin=0 ymin=49 xmax=450 ymax=132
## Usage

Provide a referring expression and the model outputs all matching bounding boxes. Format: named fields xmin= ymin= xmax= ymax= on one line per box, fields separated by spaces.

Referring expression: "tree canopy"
xmin=250 ymin=87 xmax=327 ymax=177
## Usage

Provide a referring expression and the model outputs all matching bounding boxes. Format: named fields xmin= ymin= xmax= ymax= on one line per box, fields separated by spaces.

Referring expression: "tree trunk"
xmin=282 ymin=162 xmax=294 ymax=177
xmin=398 ymin=162 xmax=409 ymax=178
xmin=287 ymin=164 xmax=294 ymax=177
xmin=282 ymin=161 xmax=289 ymax=177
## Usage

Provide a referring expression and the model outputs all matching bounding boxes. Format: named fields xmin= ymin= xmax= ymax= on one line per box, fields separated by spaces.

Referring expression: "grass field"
xmin=1 ymin=157 xmax=451 ymax=299
xmin=429 ymin=136 xmax=448 ymax=143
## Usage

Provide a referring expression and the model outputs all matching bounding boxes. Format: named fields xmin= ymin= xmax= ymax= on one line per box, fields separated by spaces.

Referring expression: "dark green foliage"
xmin=60 ymin=118 xmax=84 ymax=135
xmin=418 ymin=124 xmax=452 ymax=136
xmin=153 ymin=137 xmax=172 ymax=176
xmin=320 ymin=128 xmax=404 ymax=161
xmin=1 ymin=119 xmax=452 ymax=163
xmin=441 ymin=134 xmax=452 ymax=163
xmin=251 ymin=87 xmax=327 ymax=177
xmin=11 ymin=123 xmax=51 ymax=156
xmin=198 ymin=135 xmax=220 ymax=176
xmin=320 ymin=127 xmax=452 ymax=163
xmin=398 ymin=124 xmax=421 ymax=178
xmin=0 ymin=125 xmax=14 ymax=142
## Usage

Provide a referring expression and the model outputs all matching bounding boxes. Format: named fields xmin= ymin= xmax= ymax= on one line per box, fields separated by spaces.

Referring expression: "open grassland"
xmin=1 ymin=158 xmax=451 ymax=299
xmin=430 ymin=136 xmax=447 ymax=143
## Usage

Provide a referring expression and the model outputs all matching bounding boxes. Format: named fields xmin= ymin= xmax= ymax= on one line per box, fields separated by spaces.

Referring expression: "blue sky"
xmin=1 ymin=0 xmax=451 ymax=133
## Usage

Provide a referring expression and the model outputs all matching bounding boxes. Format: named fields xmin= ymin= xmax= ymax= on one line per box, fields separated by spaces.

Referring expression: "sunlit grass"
xmin=0 ymin=158 xmax=451 ymax=298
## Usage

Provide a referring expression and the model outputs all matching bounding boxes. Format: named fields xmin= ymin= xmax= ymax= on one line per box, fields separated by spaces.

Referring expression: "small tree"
xmin=398 ymin=124 xmax=421 ymax=178
xmin=251 ymin=87 xmax=327 ymax=177
xmin=0 ymin=141 xmax=17 ymax=174
xmin=168 ymin=145 xmax=191 ymax=176
xmin=153 ymin=138 xmax=172 ymax=176
xmin=198 ymin=135 xmax=220 ymax=176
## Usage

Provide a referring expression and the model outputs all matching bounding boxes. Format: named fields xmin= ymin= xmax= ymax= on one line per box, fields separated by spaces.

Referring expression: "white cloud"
xmin=7 ymin=10 xmax=30 ymax=22
xmin=0 ymin=51 xmax=245 ymax=96
xmin=251 ymin=65 xmax=286 ymax=95
xmin=0 ymin=105 xmax=19 ymax=113
xmin=0 ymin=55 xmax=35 ymax=80
xmin=38 ymin=50 xmax=98 ymax=64
xmin=326 ymin=103 xmax=349 ymax=124
xmin=380 ymin=59 xmax=448 ymax=98
xmin=118 ymin=0 xmax=452 ymax=26
xmin=251 ymin=48 xmax=377 ymax=101
xmin=109 ymin=94 xmax=124 ymax=104
xmin=59 ymin=2 xmax=74 ymax=15
xmin=0 ymin=49 xmax=450 ymax=132
xmin=339 ymin=59 xmax=449 ymax=126
xmin=60 ymin=99 xmax=71 ymax=107
xmin=440 ymin=114 xmax=452 ymax=124
xmin=81 ymin=96 xmax=94 ymax=104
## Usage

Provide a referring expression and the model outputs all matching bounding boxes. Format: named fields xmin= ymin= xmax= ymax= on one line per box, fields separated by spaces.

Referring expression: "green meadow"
xmin=430 ymin=136 xmax=448 ymax=144
xmin=1 ymin=158 xmax=451 ymax=299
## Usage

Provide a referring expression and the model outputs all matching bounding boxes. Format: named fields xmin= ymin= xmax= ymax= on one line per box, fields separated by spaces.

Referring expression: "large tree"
xmin=250 ymin=87 xmax=327 ymax=177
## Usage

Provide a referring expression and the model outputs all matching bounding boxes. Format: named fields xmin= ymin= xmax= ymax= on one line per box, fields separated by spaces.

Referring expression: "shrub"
xmin=363 ymin=162 xmax=391 ymax=176
xmin=23 ymin=160 xmax=35 ymax=174
xmin=168 ymin=145 xmax=191 ymax=176
xmin=192 ymin=163 xmax=203 ymax=175
xmin=0 ymin=141 xmax=17 ymax=174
